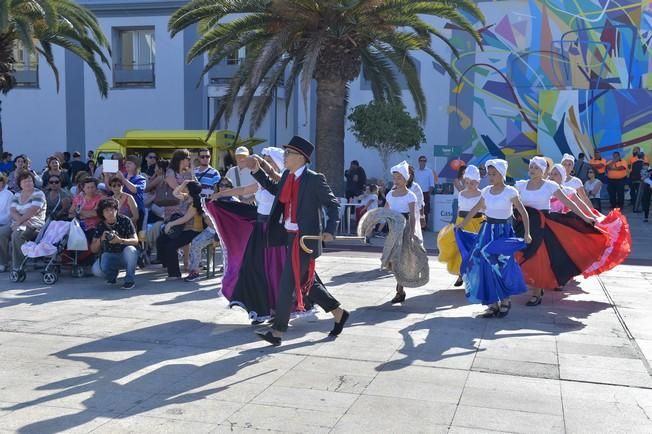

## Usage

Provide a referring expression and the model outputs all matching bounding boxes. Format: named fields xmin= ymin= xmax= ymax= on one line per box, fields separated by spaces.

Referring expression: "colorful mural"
xmin=441 ymin=0 xmax=652 ymax=179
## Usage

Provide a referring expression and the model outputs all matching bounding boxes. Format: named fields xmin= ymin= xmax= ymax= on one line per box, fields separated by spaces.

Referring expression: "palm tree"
xmin=0 ymin=0 xmax=111 ymax=153
xmin=169 ymin=0 xmax=483 ymax=192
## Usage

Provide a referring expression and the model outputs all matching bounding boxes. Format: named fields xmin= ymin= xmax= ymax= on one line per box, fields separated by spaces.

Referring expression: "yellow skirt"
xmin=437 ymin=215 xmax=485 ymax=275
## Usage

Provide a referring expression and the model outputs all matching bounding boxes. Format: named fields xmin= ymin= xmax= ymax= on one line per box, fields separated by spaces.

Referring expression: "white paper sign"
xmin=103 ymin=159 xmax=119 ymax=173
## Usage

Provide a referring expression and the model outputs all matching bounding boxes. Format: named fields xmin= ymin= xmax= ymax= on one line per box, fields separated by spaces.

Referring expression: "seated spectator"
xmin=8 ymin=155 xmax=38 ymax=192
xmin=0 ymin=152 xmax=13 ymax=174
xmin=42 ymin=155 xmax=71 ymax=190
xmin=91 ymin=197 xmax=139 ymax=289
xmin=0 ymin=174 xmax=13 ymax=272
xmin=107 ymin=177 xmax=139 ymax=228
xmin=45 ymin=174 xmax=73 ymax=220
xmin=86 ymin=160 xmax=97 ymax=178
xmin=0 ymin=172 xmax=47 ymax=270
xmin=157 ymin=180 xmax=203 ymax=279
xmin=93 ymin=156 xmax=104 ymax=179
xmin=355 ymin=184 xmax=379 ymax=226
xmin=69 ymin=178 xmax=104 ymax=239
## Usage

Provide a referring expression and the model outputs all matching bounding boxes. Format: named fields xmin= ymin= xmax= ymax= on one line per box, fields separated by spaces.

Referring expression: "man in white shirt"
xmin=414 ymin=155 xmax=438 ymax=227
xmin=225 ymin=146 xmax=256 ymax=203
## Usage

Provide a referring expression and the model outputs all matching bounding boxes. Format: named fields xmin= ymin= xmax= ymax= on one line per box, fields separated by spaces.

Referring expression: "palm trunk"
xmin=315 ymin=77 xmax=347 ymax=196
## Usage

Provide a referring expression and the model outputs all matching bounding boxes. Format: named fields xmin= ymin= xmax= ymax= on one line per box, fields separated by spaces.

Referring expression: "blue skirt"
xmin=455 ymin=222 xmax=527 ymax=305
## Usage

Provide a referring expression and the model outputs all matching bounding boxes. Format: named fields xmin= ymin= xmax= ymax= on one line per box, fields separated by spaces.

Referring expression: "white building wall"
xmin=84 ymin=14 xmax=185 ymax=150
xmin=2 ymin=47 xmax=68 ymax=171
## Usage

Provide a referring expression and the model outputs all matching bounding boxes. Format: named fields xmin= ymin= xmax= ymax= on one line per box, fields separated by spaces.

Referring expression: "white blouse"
xmin=458 ymin=192 xmax=482 ymax=212
xmin=515 ymin=180 xmax=559 ymax=210
xmin=563 ymin=176 xmax=583 ymax=190
xmin=584 ymin=179 xmax=602 ymax=199
xmin=481 ymin=185 xmax=518 ymax=220
xmin=409 ymin=183 xmax=425 ymax=210
xmin=255 ymin=186 xmax=275 ymax=216
xmin=386 ymin=189 xmax=417 ymax=213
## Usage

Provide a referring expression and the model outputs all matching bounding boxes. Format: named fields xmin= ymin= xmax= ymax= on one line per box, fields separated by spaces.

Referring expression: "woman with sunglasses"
xmin=45 ymin=174 xmax=72 ymax=221
xmin=108 ymin=177 xmax=139 ymax=228
xmin=42 ymin=156 xmax=71 ymax=190
xmin=584 ymin=169 xmax=603 ymax=212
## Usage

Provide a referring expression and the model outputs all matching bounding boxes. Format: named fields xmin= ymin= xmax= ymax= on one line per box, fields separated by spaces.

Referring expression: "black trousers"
xmin=607 ymin=178 xmax=625 ymax=209
xmin=642 ymin=183 xmax=651 ymax=219
xmin=630 ymin=180 xmax=640 ymax=208
xmin=273 ymin=233 xmax=340 ymax=332
xmin=157 ymin=230 xmax=197 ymax=277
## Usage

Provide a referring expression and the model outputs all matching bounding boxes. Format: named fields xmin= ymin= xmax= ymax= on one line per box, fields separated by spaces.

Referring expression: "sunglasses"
xmin=49 ymin=180 xmax=60 ymax=184
xmin=419 ymin=159 xmax=426 ymax=162
xmin=199 ymin=155 xmax=211 ymax=159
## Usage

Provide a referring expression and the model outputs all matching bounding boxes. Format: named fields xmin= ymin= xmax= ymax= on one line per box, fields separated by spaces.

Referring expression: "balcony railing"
xmin=113 ymin=63 xmax=155 ymax=87
xmin=14 ymin=62 xmax=38 ymax=87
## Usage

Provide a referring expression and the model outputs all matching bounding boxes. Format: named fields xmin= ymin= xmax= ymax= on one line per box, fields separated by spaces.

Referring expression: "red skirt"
xmin=583 ymin=209 xmax=631 ymax=277
xmin=514 ymin=208 xmax=610 ymax=289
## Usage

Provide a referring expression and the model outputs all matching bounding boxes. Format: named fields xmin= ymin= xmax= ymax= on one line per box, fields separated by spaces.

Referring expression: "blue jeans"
xmin=92 ymin=246 xmax=138 ymax=283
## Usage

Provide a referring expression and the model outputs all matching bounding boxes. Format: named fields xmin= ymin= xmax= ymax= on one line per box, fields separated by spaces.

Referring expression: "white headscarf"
xmin=485 ymin=159 xmax=508 ymax=180
xmin=561 ymin=153 xmax=575 ymax=164
xmin=391 ymin=160 xmax=410 ymax=181
xmin=262 ymin=147 xmax=285 ymax=172
xmin=530 ymin=156 xmax=548 ymax=173
xmin=464 ymin=165 xmax=481 ymax=182
xmin=552 ymin=163 xmax=567 ymax=180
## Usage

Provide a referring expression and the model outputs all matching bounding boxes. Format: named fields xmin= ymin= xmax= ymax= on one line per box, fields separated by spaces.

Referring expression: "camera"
xmin=105 ymin=231 xmax=117 ymax=241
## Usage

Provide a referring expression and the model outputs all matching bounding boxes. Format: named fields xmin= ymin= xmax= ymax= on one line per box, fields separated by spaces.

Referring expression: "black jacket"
xmin=253 ymin=167 xmax=340 ymax=259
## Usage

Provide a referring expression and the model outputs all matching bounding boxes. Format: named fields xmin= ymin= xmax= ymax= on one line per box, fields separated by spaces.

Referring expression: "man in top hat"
xmin=247 ymin=136 xmax=349 ymax=346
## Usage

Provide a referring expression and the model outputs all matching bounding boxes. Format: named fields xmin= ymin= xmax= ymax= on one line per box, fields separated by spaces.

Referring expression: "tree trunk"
xmin=379 ymin=144 xmax=390 ymax=182
xmin=315 ymin=77 xmax=347 ymax=196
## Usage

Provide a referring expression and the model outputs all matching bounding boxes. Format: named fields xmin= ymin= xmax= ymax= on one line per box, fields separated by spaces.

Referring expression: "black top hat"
xmin=284 ymin=136 xmax=314 ymax=162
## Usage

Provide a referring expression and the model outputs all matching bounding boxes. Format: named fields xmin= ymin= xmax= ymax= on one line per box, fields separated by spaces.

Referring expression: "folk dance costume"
xmin=512 ymin=170 xmax=606 ymax=296
xmin=252 ymin=136 xmax=348 ymax=346
xmin=437 ymin=165 xmax=485 ymax=278
xmin=456 ymin=159 xmax=528 ymax=316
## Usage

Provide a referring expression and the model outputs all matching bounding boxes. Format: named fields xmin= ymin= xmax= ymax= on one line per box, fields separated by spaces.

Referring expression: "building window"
xmin=113 ymin=28 xmax=155 ymax=87
xmin=226 ymin=51 xmax=240 ymax=65
xmin=13 ymin=41 xmax=39 ymax=88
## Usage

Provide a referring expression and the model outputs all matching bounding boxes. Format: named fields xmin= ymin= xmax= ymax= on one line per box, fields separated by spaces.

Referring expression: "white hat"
xmin=464 ymin=165 xmax=481 ymax=182
xmin=485 ymin=159 xmax=508 ymax=180
xmin=235 ymin=146 xmax=250 ymax=156
xmin=552 ymin=163 xmax=567 ymax=180
xmin=530 ymin=156 xmax=548 ymax=173
xmin=561 ymin=153 xmax=575 ymax=164
xmin=390 ymin=160 xmax=410 ymax=181
xmin=262 ymin=147 xmax=285 ymax=172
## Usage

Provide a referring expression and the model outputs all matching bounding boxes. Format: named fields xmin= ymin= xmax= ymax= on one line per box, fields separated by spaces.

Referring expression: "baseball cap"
xmin=235 ymin=146 xmax=250 ymax=156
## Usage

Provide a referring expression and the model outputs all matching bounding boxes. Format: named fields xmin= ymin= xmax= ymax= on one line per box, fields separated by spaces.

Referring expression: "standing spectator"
xmin=0 ymin=174 xmax=12 ymax=271
xmin=62 ymin=151 xmax=72 ymax=171
xmin=69 ymin=178 xmax=104 ymax=239
xmin=630 ymin=151 xmax=646 ymax=210
xmin=584 ymin=168 xmax=603 ymax=212
xmin=641 ymin=162 xmax=651 ymax=223
xmin=42 ymin=156 xmax=71 ymax=190
xmin=87 ymin=150 xmax=95 ymax=161
xmin=414 ymin=155 xmax=438 ymax=226
xmin=93 ymin=156 xmax=104 ymax=179
xmin=606 ymin=152 xmax=628 ymax=209
xmin=628 ymin=146 xmax=650 ymax=168
xmin=107 ymin=177 xmax=139 ymax=228
xmin=107 ymin=155 xmax=146 ymax=230
xmin=69 ymin=151 xmax=87 ymax=182
xmin=574 ymin=153 xmax=590 ymax=183
xmin=86 ymin=160 xmax=97 ymax=178
xmin=344 ymin=160 xmax=367 ymax=200
xmin=44 ymin=174 xmax=72 ymax=220
xmin=478 ymin=164 xmax=490 ymax=189
xmin=91 ymin=197 xmax=139 ymax=289
xmin=225 ymin=146 xmax=255 ymax=203
xmin=589 ymin=151 xmax=607 ymax=183
xmin=0 ymin=152 xmax=13 ymax=174
xmin=157 ymin=180 xmax=204 ymax=279
xmin=194 ymin=148 xmax=221 ymax=197
xmin=143 ymin=152 xmax=159 ymax=177
xmin=0 ymin=172 xmax=47 ymax=270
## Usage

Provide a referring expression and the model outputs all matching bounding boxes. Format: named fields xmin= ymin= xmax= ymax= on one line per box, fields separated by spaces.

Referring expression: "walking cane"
xmin=299 ymin=235 xmax=366 ymax=254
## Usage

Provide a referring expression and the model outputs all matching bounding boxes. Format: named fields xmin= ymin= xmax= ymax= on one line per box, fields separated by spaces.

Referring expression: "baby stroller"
xmin=9 ymin=219 xmax=86 ymax=285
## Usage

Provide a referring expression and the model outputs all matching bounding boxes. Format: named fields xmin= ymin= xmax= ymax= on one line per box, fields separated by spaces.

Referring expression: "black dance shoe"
xmin=454 ymin=276 xmax=464 ymax=287
xmin=255 ymin=330 xmax=281 ymax=346
xmin=478 ymin=304 xmax=499 ymax=318
xmin=496 ymin=300 xmax=511 ymax=318
xmin=329 ymin=310 xmax=350 ymax=337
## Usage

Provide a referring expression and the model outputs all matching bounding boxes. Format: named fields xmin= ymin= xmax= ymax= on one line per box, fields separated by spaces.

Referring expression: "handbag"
xmin=67 ymin=218 xmax=89 ymax=251
xmin=164 ymin=213 xmax=184 ymax=239
xmin=154 ymin=182 xmax=180 ymax=207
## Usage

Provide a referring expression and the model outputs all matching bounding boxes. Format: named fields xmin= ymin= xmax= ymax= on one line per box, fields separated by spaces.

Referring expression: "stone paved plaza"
xmin=1 ymin=241 xmax=651 ymax=433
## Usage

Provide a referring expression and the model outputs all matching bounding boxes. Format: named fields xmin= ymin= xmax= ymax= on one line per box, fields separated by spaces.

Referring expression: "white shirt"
xmin=0 ymin=188 xmax=12 ymax=225
xmin=283 ymin=165 xmax=306 ymax=231
xmin=225 ymin=166 xmax=256 ymax=197
xmin=515 ymin=180 xmax=559 ymax=210
xmin=414 ymin=168 xmax=435 ymax=192
xmin=481 ymin=185 xmax=518 ymax=220
xmin=386 ymin=189 xmax=417 ymax=213
xmin=363 ymin=193 xmax=378 ymax=210
xmin=409 ymin=183 xmax=425 ymax=210
xmin=255 ymin=186 xmax=275 ymax=216
xmin=563 ymin=176 xmax=583 ymax=190
xmin=458 ymin=192 xmax=482 ymax=212
xmin=584 ymin=179 xmax=602 ymax=199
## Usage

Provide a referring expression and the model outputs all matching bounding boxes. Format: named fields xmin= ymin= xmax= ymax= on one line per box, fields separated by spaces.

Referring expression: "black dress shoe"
xmin=329 ymin=309 xmax=350 ymax=337
xmin=454 ymin=276 xmax=464 ymax=287
xmin=255 ymin=330 xmax=281 ymax=346
xmin=390 ymin=291 xmax=406 ymax=304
